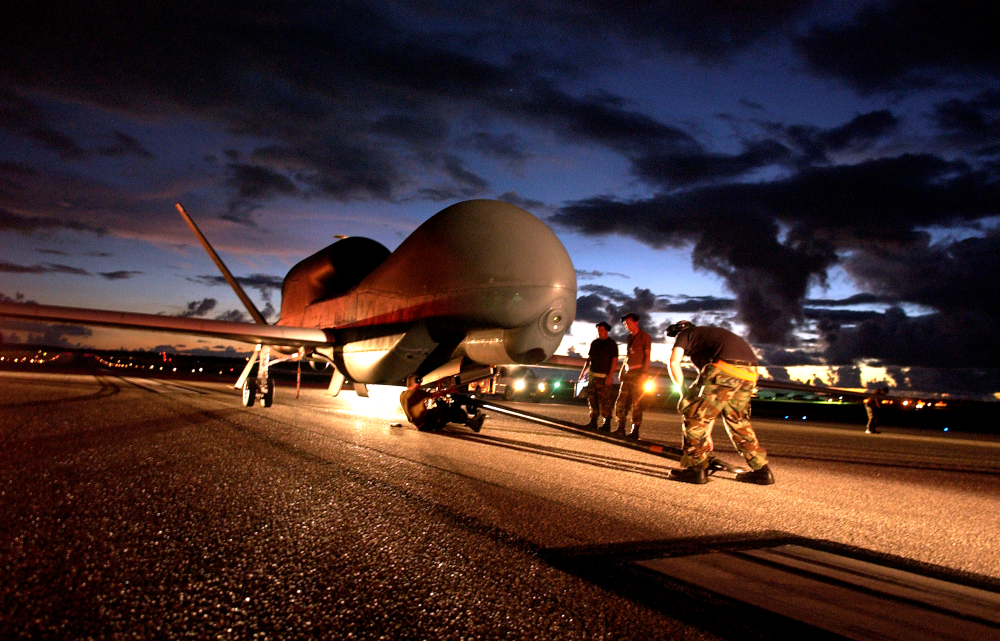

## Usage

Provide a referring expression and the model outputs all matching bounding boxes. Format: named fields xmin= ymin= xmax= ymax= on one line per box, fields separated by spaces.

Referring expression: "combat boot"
xmin=599 ymin=418 xmax=612 ymax=432
xmin=612 ymin=421 xmax=626 ymax=436
xmin=468 ymin=411 xmax=485 ymax=433
xmin=669 ymin=465 xmax=708 ymax=484
xmin=626 ymin=424 xmax=640 ymax=439
xmin=585 ymin=417 xmax=599 ymax=430
xmin=735 ymin=464 xmax=775 ymax=485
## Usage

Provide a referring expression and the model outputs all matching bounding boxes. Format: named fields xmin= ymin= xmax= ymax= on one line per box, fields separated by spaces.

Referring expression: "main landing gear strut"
xmin=236 ymin=345 xmax=274 ymax=407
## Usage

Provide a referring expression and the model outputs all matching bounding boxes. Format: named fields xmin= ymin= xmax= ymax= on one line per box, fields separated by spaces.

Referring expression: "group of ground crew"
xmin=582 ymin=314 xmax=775 ymax=486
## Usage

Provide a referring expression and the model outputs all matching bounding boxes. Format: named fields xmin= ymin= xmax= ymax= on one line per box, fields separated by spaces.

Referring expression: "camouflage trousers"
xmin=615 ymin=370 xmax=646 ymax=427
xmin=677 ymin=364 xmax=768 ymax=470
xmin=587 ymin=373 xmax=614 ymax=421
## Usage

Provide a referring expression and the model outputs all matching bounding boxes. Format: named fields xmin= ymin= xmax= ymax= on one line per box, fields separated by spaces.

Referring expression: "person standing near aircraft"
xmin=666 ymin=320 xmax=774 ymax=485
xmin=583 ymin=321 xmax=618 ymax=431
xmin=613 ymin=313 xmax=650 ymax=439
xmin=864 ymin=387 xmax=886 ymax=434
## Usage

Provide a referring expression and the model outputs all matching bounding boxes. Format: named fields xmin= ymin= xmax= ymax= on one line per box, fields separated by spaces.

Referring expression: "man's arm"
xmin=669 ymin=346 xmax=686 ymax=392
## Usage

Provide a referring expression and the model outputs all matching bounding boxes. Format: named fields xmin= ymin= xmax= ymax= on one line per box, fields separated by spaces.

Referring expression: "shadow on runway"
xmin=439 ymin=429 xmax=747 ymax=482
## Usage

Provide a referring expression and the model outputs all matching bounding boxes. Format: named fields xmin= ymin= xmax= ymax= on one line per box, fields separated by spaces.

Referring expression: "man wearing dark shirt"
xmin=614 ymin=313 xmax=651 ymax=439
xmin=584 ymin=322 xmax=618 ymax=430
xmin=666 ymin=321 xmax=774 ymax=485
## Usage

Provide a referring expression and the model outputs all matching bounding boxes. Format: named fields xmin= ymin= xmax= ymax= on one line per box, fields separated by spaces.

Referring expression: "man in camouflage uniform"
xmin=583 ymin=322 xmax=618 ymax=430
xmin=665 ymin=321 xmax=774 ymax=485
xmin=614 ymin=313 xmax=651 ymax=439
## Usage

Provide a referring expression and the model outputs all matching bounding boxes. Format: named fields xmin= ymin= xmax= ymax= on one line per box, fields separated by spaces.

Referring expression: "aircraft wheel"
xmin=242 ymin=379 xmax=257 ymax=407
xmin=503 ymin=387 xmax=514 ymax=401
xmin=260 ymin=383 xmax=274 ymax=407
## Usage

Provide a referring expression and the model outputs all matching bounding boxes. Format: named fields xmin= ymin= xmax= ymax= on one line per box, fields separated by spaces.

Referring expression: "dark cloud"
xmin=0 ymin=0 xmax=823 ymax=226
xmin=441 ymin=156 xmax=490 ymax=195
xmin=575 ymin=269 xmax=629 ymax=280
xmin=35 ymin=248 xmax=68 ymax=256
xmin=222 ymin=164 xmax=299 ymax=225
xmin=188 ymin=273 xmax=283 ymax=301
xmin=661 ymin=296 xmax=736 ymax=313
xmin=0 ymin=89 xmax=85 ymax=160
xmin=575 ymin=293 xmax=610 ymax=324
xmin=0 ymin=261 xmax=91 ymax=276
xmin=521 ymin=86 xmax=698 ymax=156
xmin=933 ymin=90 xmax=1000 ymax=154
xmin=574 ymin=286 xmax=657 ymax=336
xmin=575 ymin=286 xmax=738 ymax=340
xmin=214 ymin=309 xmax=248 ymax=323
xmin=634 ymin=139 xmax=793 ymax=188
xmin=781 ymin=110 xmax=899 ymax=164
xmin=635 ymin=110 xmax=900 ymax=189
xmin=414 ymin=1 xmax=814 ymax=63
xmin=554 ymin=152 xmax=1000 ymax=346
xmin=0 ymin=207 xmax=107 ymax=236
xmin=758 ymin=346 xmax=825 ymax=367
xmin=803 ymin=308 xmax=881 ymax=324
xmin=796 ymin=0 xmax=1000 ymax=93
xmin=463 ymin=132 xmax=529 ymax=166
xmin=805 ymin=293 xmax=894 ymax=306
xmin=821 ymin=306 xmax=1000 ymax=370
xmin=179 ymin=298 xmax=217 ymax=318
xmin=496 ymin=192 xmax=547 ymax=213
xmin=2 ymin=1 xmax=711 ymax=216
xmin=99 ymin=131 xmax=155 ymax=159
xmin=99 ymin=270 xmax=142 ymax=281
xmin=0 ymin=318 xmax=92 ymax=347
xmin=0 ymin=291 xmax=36 ymax=304
xmin=843 ymin=227 xmax=1000 ymax=319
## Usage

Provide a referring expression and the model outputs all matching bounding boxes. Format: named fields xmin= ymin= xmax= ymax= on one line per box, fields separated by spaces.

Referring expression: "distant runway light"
xmin=802 ymin=416 xmax=807 ymax=420
xmin=944 ymin=427 xmax=950 ymax=432
xmin=784 ymin=415 xmax=789 ymax=419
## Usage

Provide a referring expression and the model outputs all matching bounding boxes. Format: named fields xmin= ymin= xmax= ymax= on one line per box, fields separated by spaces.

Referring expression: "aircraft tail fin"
xmin=175 ymin=202 xmax=269 ymax=325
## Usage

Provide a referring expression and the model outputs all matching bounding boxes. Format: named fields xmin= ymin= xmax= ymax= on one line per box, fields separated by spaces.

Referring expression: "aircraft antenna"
xmin=175 ymin=203 xmax=269 ymax=325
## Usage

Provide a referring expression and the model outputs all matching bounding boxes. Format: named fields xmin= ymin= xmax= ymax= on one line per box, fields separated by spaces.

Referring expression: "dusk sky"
xmin=2 ymin=1 xmax=999 ymax=397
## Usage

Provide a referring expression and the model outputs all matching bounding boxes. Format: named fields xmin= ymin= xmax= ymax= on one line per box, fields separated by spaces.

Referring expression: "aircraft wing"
xmin=0 ymin=301 xmax=331 ymax=348
xmin=756 ymin=376 xmax=869 ymax=399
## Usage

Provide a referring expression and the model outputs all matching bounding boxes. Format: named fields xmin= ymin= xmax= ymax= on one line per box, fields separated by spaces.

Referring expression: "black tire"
xmin=242 ymin=379 xmax=257 ymax=407
xmin=503 ymin=386 xmax=514 ymax=401
xmin=260 ymin=382 xmax=274 ymax=407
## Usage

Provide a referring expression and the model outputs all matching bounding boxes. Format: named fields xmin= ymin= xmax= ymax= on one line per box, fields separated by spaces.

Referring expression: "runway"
xmin=2 ymin=372 xmax=999 ymax=639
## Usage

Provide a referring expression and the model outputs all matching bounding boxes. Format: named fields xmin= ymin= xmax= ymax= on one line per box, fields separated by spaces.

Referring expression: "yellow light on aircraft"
xmin=537 ymin=382 xmax=546 ymax=392
xmin=643 ymin=379 xmax=656 ymax=393
xmin=514 ymin=379 xmax=526 ymax=391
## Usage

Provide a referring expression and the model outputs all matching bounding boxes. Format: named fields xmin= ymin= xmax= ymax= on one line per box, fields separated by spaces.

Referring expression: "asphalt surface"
xmin=2 ymin=372 xmax=999 ymax=639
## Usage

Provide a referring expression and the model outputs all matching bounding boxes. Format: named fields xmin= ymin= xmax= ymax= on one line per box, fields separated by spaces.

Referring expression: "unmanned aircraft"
xmin=0 ymin=199 xmax=577 ymax=421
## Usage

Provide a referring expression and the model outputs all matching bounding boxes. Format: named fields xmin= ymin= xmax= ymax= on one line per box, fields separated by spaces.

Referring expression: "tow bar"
xmin=455 ymin=395 xmax=744 ymax=475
